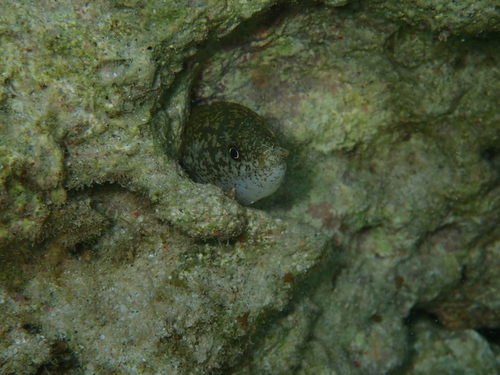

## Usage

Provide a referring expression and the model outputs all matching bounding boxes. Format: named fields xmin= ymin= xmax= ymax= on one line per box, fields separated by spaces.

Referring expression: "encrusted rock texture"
xmin=1 ymin=0 xmax=500 ymax=374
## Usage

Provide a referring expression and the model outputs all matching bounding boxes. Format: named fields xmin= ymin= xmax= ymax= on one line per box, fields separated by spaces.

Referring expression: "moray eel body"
xmin=181 ymin=102 xmax=288 ymax=205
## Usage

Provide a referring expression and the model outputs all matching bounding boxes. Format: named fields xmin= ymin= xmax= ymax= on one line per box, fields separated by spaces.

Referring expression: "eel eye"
xmin=228 ymin=143 xmax=241 ymax=161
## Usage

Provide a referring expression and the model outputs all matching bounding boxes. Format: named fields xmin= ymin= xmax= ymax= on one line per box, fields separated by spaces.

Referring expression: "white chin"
xmin=233 ymin=164 xmax=287 ymax=205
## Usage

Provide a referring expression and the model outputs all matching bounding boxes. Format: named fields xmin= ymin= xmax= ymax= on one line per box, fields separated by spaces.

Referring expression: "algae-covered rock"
xmin=2 ymin=0 xmax=500 ymax=374
xmin=407 ymin=319 xmax=498 ymax=375
xmin=427 ymin=237 xmax=500 ymax=330
xmin=195 ymin=3 xmax=500 ymax=375
xmin=19 ymin=188 xmax=327 ymax=372
xmin=367 ymin=0 xmax=500 ymax=35
xmin=0 ymin=0 xmax=277 ymax=248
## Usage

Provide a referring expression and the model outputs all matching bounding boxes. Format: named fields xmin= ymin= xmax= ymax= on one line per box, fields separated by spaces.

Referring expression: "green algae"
xmin=193 ymin=4 xmax=500 ymax=374
xmin=368 ymin=0 xmax=500 ymax=35
xmin=1 ymin=0 xmax=500 ymax=373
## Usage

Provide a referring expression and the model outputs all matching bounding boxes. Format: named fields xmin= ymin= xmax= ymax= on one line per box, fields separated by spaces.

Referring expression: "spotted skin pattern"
xmin=181 ymin=102 xmax=288 ymax=205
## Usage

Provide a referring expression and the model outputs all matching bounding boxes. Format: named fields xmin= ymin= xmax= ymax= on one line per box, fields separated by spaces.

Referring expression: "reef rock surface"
xmin=1 ymin=1 xmax=500 ymax=374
